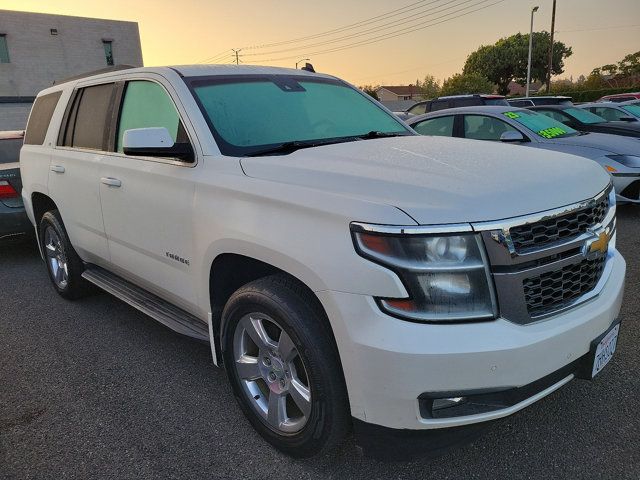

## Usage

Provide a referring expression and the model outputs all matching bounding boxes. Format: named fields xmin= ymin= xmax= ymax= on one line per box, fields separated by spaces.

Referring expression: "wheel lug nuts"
xmin=268 ymin=372 xmax=276 ymax=382
xmin=279 ymin=379 xmax=286 ymax=389
xmin=263 ymin=357 xmax=271 ymax=366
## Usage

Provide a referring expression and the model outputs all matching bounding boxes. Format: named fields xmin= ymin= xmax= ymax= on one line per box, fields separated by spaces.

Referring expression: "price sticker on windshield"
xmin=537 ymin=126 xmax=566 ymax=139
xmin=503 ymin=111 xmax=521 ymax=119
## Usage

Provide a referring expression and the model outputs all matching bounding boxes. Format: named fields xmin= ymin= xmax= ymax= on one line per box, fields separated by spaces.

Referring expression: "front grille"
xmin=509 ymin=196 xmax=608 ymax=252
xmin=523 ymin=256 xmax=606 ymax=317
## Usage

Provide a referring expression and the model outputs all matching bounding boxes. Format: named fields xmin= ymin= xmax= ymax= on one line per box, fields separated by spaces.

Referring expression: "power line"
xmin=240 ymin=0 xmax=443 ymax=51
xmin=250 ymin=0 xmax=504 ymax=63
xmin=196 ymin=49 xmax=233 ymax=64
xmin=241 ymin=0 xmax=476 ymax=58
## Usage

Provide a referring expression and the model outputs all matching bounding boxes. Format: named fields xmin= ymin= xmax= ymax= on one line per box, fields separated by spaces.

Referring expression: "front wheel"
xmin=222 ymin=275 xmax=350 ymax=457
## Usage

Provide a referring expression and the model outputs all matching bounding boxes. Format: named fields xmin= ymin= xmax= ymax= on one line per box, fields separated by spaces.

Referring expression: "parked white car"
xmin=20 ymin=65 xmax=625 ymax=458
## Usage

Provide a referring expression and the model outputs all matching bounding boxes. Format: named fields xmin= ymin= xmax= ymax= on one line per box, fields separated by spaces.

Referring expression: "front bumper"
xmin=317 ymin=249 xmax=625 ymax=431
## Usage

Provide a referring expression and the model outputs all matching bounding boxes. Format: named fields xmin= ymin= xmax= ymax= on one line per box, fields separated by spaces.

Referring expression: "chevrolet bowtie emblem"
xmin=585 ymin=230 xmax=611 ymax=258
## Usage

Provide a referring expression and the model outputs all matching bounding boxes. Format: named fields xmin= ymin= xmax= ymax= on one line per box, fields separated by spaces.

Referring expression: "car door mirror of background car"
xmin=500 ymin=130 xmax=525 ymax=142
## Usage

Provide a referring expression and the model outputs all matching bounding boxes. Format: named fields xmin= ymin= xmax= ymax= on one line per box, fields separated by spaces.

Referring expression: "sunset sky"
xmin=2 ymin=0 xmax=639 ymax=87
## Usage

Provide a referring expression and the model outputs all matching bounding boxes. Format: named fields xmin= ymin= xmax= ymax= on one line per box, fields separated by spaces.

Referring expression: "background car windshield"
xmin=503 ymin=110 xmax=578 ymax=139
xmin=565 ymin=107 xmax=606 ymax=124
xmin=621 ymin=104 xmax=640 ymax=117
xmin=190 ymin=76 xmax=409 ymax=155
xmin=0 ymin=138 xmax=23 ymax=164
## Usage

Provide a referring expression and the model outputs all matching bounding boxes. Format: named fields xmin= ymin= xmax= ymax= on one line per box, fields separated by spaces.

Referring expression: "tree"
xmin=416 ymin=74 xmax=440 ymax=98
xmin=440 ymin=72 xmax=493 ymax=96
xmin=360 ymin=85 xmax=380 ymax=100
xmin=618 ymin=51 xmax=640 ymax=76
xmin=464 ymin=32 xmax=572 ymax=94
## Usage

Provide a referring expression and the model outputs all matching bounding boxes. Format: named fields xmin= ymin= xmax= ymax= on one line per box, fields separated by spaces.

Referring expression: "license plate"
xmin=592 ymin=324 xmax=620 ymax=378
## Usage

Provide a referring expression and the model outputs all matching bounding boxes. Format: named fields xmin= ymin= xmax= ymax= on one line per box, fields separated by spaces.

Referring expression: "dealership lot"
xmin=0 ymin=207 xmax=638 ymax=480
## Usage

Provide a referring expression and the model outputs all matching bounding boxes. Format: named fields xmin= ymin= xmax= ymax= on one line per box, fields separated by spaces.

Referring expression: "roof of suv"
xmin=50 ymin=64 xmax=334 ymax=90
xmin=406 ymin=105 xmax=527 ymax=123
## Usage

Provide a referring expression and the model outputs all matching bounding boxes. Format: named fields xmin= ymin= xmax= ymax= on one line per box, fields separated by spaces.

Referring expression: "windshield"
xmin=188 ymin=75 xmax=411 ymax=156
xmin=502 ymin=110 xmax=579 ymax=139
xmin=565 ymin=107 xmax=606 ymax=124
xmin=0 ymin=138 xmax=23 ymax=164
xmin=621 ymin=104 xmax=640 ymax=118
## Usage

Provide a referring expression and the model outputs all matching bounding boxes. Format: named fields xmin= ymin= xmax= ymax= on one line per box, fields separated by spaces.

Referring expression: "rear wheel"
xmin=222 ymin=275 xmax=349 ymax=457
xmin=39 ymin=210 xmax=91 ymax=299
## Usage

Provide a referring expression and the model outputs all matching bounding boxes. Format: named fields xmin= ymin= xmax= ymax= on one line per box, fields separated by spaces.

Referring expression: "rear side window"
xmin=412 ymin=116 xmax=455 ymax=136
xmin=72 ymin=84 xmax=115 ymax=150
xmin=24 ymin=91 xmax=62 ymax=145
xmin=453 ymin=98 xmax=481 ymax=108
xmin=116 ymin=81 xmax=182 ymax=153
xmin=429 ymin=100 xmax=449 ymax=112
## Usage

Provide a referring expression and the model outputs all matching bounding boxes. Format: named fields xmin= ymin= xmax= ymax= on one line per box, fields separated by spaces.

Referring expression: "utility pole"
xmin=232 ymin=49 xmax=242 ymax=65
xmin=546 ymin=0 xmax=557 ymax=92
xmin=526 ymin=6 xmax=539 ymax=97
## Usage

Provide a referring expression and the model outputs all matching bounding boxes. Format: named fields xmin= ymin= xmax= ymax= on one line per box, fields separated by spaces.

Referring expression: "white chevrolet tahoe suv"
xmin=20 ymin=65 xmax=625 ymax=458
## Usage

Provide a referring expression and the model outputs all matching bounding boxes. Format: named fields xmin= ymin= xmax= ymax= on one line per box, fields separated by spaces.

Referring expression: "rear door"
xmin=98 ymin=77 xmax=199 ymax=311
xmin=48 ymin=82 xmax=115 ymax=263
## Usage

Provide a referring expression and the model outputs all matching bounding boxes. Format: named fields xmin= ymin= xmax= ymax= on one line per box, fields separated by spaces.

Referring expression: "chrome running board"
xmin=82 ymin=265 xmax=209 ymax=342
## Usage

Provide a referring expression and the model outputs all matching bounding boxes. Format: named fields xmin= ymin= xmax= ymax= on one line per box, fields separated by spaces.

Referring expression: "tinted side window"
xmin=24 ymin=91 xmax=62 ymax=145
xmin=454 ymin=98 xmax=480 ymax=107
xmin=412 ymin=116 xmax=455 ymax=136
xmin=117 ymin=81 xmax=184 ymax=153
xmin=72 ymin=83 xmax=116 ymax=150
xmin=593 ymin=107 xmax=625 ymax=121
xmin=429 ymin=100 xmax=449 ymax=112
xmin=408 ymin=103 xmax=427 ymax=115
xmin=538 ymin=110 xmax=570 ymax=123
xmin=463 ymin=115 xmax=518 ymax=140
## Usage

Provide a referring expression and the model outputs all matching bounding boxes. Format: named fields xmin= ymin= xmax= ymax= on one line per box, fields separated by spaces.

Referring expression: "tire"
xmin=221 ymin=274 xmax=350 ymax=457
xmin=39 ymin=210 xmax=91 ymax=299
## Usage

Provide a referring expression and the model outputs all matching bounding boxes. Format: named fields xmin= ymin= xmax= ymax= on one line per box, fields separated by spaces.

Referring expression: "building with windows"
xmin=0 ymin=10 xmax=143 ymax=130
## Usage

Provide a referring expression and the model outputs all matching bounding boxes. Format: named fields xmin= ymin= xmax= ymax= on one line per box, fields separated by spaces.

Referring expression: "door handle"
xmin=50 ymin=165 xmax=65 ymax=173
xmin=100 ymin=177 xmax=122 ymax=188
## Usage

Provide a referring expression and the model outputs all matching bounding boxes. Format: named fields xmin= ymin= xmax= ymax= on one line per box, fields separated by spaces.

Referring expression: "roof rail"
xmin=53 ymin=65 xmax=136 ymax=85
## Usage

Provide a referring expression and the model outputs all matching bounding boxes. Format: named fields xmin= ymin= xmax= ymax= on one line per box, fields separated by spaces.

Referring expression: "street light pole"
xmin=295 ymin=58 xmax=310 ymax=69
xmin=526 ymin=5 xmax=539 ymax=97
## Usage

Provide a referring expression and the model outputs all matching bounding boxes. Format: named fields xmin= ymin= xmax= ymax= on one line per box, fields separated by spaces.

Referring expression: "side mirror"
xmin=500 ymin=130 xmax=525 ymax=142
xmin=123 ymin=127 xmax=194 ymax=161
xmin=618 ymin=116 xmax=637 ymax=122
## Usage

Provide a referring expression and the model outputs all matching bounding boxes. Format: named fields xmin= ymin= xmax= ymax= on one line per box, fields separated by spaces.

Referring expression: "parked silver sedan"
xmin=406 ymin=106 xmax=640 ymax=204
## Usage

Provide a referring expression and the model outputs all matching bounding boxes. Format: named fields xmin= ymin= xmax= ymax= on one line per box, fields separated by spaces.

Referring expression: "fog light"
xmin=432 ymin=397 xmax=467 ymax=411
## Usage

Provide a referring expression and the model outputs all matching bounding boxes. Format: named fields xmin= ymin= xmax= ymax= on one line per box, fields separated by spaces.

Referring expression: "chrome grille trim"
xmin=472 ymin=185 xmax=616 ymax=324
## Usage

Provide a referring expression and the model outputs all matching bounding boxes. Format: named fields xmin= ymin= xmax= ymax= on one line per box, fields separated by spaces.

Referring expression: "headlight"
xmin=352 ymin=228 xmax=497 ymax=322
xmin=606 ymin=154 xmax=640 ymax=168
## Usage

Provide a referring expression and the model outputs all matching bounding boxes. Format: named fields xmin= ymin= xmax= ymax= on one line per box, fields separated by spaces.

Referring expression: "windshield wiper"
xmin=245 ymin=131 xmax=408 ymax=156
xmin=357 ymin=131 xmax=407 ymax=139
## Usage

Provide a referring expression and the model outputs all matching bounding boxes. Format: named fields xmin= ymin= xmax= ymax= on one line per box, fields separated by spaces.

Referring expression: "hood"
xmin=550 ymin=132 xmax=640 ymax=155
xmin=240 ymin=136 xmax=610 ymax=225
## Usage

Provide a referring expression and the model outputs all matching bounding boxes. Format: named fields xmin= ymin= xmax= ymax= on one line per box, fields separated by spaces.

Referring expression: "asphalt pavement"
xmin=1 ymin=207 xmax=639 ymax=479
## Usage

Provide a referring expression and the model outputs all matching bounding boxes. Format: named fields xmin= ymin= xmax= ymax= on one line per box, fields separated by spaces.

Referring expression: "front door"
xmin=98 ymin=79 xmax=198 ymax=311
